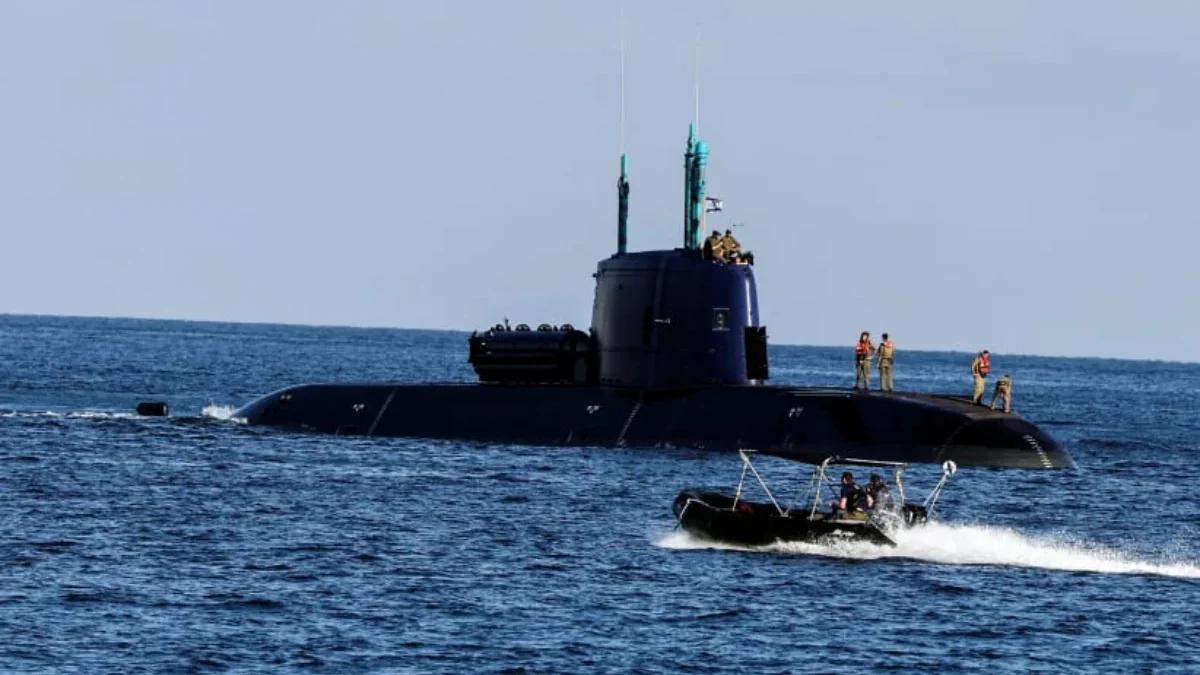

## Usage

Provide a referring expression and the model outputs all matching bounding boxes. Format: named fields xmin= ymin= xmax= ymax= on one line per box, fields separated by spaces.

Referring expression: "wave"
xmin=0 ymin=410 xmax=138 ymax=420
xmin=200 ymin=404 xmax=243 ymax=423
xmin=0 ymin=404 xmax=246 ymax=424
xmin=655 ymin=522 xmax=1200 ymax=579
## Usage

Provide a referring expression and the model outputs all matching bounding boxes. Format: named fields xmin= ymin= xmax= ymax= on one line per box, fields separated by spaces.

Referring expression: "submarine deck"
xmin=231 ymin=381 xmax=1071 ymax=469
xmin=263 ymin=381 xmax=1020 ymax=419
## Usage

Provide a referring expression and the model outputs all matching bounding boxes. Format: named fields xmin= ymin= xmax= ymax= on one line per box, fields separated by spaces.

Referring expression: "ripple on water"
xmin=1 ymin=320 xmax=1199 ymax=672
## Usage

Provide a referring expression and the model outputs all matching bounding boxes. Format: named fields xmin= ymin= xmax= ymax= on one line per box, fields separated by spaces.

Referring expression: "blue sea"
xmin=1 ymin=314 xmax=1197 ymax=673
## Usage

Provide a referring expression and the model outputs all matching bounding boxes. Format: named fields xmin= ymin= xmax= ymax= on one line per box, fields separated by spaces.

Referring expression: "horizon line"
xmin=1 ymin=310 xmax=1195 ymax=366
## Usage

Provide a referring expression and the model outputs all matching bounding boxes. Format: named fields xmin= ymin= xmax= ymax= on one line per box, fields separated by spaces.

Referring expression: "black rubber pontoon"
xmin=671 ymin=453 xmax=953 ymax=548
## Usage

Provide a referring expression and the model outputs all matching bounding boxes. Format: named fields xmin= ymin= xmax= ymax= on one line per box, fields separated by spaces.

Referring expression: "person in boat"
xmin=703 ymin=230 xmax=726 ymax=262
xmin=990 ymin=374 xmax=1013 ymax=413
xmin=970 ymin=349 xmax=991 ymax=405
xmin=829 ymin=471 xmax=868 ymax=514
xmin=866 ymin=473 xmax=892 ymax=510
xmin=854 ymin=332 xmax=874 ymax=390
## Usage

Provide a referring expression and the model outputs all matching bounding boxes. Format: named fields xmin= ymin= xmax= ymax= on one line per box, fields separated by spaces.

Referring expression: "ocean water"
xmin=1 ymin=314 xmax=1197 ymax=673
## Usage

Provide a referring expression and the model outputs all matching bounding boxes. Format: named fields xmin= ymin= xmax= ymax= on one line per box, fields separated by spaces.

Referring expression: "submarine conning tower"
xmin=591 ymin=250 xmax=765 ymax=389
xmin=591 ymin=124 xmax=768 ymax=390
xmin=468 ymin=123 xmax=768 ymax=391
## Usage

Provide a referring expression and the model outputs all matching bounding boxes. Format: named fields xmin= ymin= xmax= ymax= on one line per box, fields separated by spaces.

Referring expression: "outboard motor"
xmin=468 ymin=326 xmax=595 ymax=384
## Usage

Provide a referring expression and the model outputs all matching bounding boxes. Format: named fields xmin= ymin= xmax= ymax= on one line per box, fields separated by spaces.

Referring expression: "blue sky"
xmin=1 ymin=1 xmax=1196 ymax=361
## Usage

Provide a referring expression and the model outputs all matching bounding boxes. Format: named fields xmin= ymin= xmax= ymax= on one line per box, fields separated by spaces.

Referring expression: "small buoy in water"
xmin=135 ymin=401 xmax=169 ymax=417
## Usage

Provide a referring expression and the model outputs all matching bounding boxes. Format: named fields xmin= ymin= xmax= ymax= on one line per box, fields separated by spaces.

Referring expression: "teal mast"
xmin=682 ymin=123 xmax=708 ymax=250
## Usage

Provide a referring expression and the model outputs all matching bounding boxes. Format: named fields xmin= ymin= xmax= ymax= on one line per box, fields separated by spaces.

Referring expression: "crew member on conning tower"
xmin=703 ymin=230 xmax=726 ymax=262
xmin=720 ymin=229 xmax=754 ymax=265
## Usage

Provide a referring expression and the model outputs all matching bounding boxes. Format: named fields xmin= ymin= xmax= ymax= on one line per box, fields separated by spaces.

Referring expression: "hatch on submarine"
xmin=232 ymin=124 xmax=1074 ymax=470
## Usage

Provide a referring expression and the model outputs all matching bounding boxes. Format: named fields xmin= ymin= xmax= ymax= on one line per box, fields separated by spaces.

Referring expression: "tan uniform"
xmin=970 ymin=356 xmax=987 ymax=404
xmin=721 ymin=233 xmax=741 ymax=261
xmin=704 ymin=234 xmax=726 ymax=261
xmin=854 ymin=340 xmax=873 ymax=389
xmin=990 ymin=375 xmax=1012 ymax=413
xmin=877 ymin=340 xmax=895 ymax=392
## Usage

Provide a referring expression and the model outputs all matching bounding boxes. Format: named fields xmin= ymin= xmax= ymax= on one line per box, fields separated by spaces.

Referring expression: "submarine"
xmin=232 ymin=124 xmax=1074 ymax=470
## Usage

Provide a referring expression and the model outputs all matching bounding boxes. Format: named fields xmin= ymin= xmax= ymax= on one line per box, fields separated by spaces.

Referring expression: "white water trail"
xmin=200 ymin=404 xmax=243 ymax=423
xmin=0 ymin=410 xmax=137 ymax=420
xmin=656 ymin=522 xmax=1200 ymax=579
xmin=0 ymin=404 xmax=245 ymax=422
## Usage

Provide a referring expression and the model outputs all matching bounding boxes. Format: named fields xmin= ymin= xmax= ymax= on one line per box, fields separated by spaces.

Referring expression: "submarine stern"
xmin=230 ymin=384 xmax=401 ymax=435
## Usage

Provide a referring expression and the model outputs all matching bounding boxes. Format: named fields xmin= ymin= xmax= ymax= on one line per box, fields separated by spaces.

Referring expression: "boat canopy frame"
xmin=728 ymin=449 xmax=957 ymax=519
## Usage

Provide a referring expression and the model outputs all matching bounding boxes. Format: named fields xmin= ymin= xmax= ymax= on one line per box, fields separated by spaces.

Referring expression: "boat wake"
xmin=656 ymin=522 xmax=1200 ymax=579
xmin=201 ymin=403 xmax=236 ymax=420
xmin=0 ymin=409 xmax=138 ymax=420
xmin=0 ymin=405 xmax=246 ymax=424
xmin=201 ymin=404 xmax=244 ymax=423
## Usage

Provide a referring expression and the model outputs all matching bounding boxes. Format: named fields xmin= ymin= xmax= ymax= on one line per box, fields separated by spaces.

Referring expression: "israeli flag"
xmin=705 ymin=196 xmax=724 ymax=213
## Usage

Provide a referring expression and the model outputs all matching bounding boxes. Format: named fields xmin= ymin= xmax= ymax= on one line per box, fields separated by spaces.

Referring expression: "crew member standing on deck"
xmin=854 ymin=331 xmax=874 ymax=390
xmin=971 ymin=350 xmax=991 ymax=405
xmin=877 ymin=333 xmax=895 ymax=392
xmin=990 ymin=374 xmax=1012 ymax=413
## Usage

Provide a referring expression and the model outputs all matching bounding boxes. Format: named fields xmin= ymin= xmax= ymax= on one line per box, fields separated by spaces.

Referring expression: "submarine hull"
xmin=231 ymin=384 xmax=1073 ymax=469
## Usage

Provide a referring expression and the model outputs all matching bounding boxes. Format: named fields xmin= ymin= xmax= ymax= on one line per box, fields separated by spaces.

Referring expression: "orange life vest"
xmin=978 ymin=353 xmax=991 ymax=376
xmin=855 ymin=340 xmax=871 ymax=358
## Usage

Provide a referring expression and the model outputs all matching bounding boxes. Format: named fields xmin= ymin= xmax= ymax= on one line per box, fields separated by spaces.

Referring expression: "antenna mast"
xmin=693 ymin=25 xmax=700 ymax=135
xmin=682 ymin=22 xmax=708 ymax=250
xmin=616 ymin=0 xmax=630 ymax=255
xmin=620 ymin=0 xmax=626 ymax=155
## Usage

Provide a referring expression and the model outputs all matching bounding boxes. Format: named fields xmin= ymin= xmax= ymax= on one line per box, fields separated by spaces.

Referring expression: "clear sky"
xmin=2 ymin=1 xmax=1197 ymax=362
